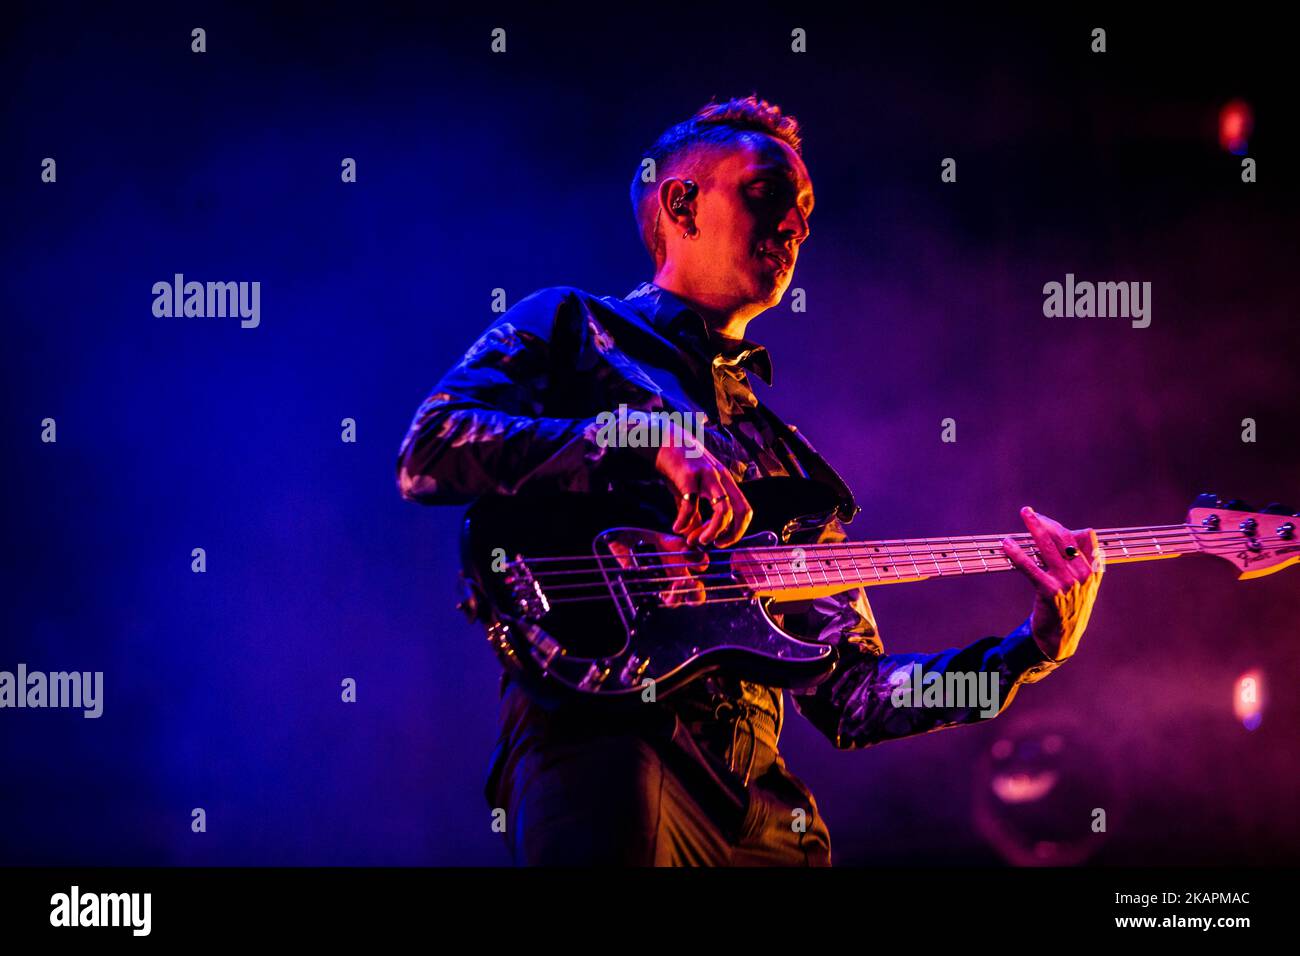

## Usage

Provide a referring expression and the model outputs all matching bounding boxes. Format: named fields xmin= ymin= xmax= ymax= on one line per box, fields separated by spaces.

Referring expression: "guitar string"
xmin=538 ymin=541 xmax=1257 ymax=600
xmin=522 ymin=533 xmax=1245 ymax=591
xmin=515 ymin=523 xmax=1218 ymax=567
xmin=520 ymin=522 xmax=1227 ymax=582
xmin=518 ymin=527 xmax=1215 ymax=582
xmin=542 ymin=557 xmax=1245 ymax=607
xmin=531 ymin=533 xmax=1205 ymax=589
xmin=531 ymin=540 xmax=1272 ymax=606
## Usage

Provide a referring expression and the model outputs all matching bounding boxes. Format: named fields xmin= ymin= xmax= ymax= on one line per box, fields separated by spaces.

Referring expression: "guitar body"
xmin=459 ymin=476 xmax=846 ymax=702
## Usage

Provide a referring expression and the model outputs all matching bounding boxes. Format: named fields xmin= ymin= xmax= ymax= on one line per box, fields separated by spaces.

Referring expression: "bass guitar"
xmin=457 ymin=477 xmax=1296 ymax=701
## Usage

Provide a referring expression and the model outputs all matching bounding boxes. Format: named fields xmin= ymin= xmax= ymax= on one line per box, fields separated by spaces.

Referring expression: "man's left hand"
xmin=1001 ymin=506 xmax=1105 ymax=662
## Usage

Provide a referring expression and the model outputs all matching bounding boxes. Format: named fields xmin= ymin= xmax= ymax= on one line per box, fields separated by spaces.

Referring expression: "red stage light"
xmin=1219 ymin=100 xmax=1254 ymax=155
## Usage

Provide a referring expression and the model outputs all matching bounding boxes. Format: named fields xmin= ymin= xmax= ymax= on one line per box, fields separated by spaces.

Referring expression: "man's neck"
xmin=651 ymin=273 xmax=759 ymax=341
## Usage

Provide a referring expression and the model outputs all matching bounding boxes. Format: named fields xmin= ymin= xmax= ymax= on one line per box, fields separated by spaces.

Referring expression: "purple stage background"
xmin=3 ymin=4 xmax=1297 ymax=865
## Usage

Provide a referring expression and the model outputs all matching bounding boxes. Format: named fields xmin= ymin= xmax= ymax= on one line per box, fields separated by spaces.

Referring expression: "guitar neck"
xmin=735 ymin=523 xmax=1194 ymax=600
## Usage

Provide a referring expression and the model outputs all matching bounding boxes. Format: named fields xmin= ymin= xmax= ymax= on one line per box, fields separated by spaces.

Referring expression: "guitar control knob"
xmin=578 ymin=663 xmax=610 ymax=691
xmin=617 ymin=655 xmax=642 ymax=687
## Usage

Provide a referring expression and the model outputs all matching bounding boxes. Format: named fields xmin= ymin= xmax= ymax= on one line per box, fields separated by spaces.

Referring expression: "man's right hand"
xmin=654 ymin=422 xmax=753 ymax=548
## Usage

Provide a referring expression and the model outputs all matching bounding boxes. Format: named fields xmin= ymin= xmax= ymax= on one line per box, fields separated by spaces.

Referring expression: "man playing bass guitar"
xmin=396 ymin=95 xmax=1105 ymax=866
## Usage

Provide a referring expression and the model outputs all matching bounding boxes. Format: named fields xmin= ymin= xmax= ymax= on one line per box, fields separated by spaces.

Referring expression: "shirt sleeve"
xmin=395 ymin=287 xmax=658 ymax=505
xmin=781 ymin=520 xmax=1062 ymax=750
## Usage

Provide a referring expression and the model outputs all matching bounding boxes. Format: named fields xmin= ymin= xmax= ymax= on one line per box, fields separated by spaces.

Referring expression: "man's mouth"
xmin=759 ymin=247 xmax=792 ymax=269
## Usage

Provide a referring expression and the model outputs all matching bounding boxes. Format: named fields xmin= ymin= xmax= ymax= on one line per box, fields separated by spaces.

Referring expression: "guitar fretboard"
xmin=732 ymin=525 xmax=1196 ymax=597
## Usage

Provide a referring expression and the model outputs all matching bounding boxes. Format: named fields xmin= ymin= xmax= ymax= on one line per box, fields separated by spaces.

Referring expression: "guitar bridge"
xmin=504 ymin=558 xmax=550 ymax=619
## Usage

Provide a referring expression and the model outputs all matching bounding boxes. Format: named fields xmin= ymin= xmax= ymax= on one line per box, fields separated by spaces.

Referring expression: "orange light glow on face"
xmin=1234 ymin=669 xmax=1264 ymax=730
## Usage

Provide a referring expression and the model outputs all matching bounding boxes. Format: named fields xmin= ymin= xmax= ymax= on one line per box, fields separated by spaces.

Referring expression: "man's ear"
xmin=661 ymin=178 xmax=697 ymax=217
xmin=674 ymin=179 xmax=699 ymax=211
xmin=655 ymin=178 xmax=698 ymax=258
xmin=658 ymin=179 xmax=679 ymax=217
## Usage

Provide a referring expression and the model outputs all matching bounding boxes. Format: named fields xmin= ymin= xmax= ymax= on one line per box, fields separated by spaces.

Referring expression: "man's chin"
xmin=732 ymin=269 xmax=792 ymax=314
xmin=759 ymin=274 xmax=792 ymax=307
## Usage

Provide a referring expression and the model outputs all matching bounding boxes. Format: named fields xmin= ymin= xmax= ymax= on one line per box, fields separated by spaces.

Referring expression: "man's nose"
xmin=780 ymin=205 xmax=810 ymax=243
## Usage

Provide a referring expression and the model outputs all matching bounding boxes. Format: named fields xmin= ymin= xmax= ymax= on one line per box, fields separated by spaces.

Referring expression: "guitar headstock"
xmin=1186 ymin=495 xmax=1300 ymax=580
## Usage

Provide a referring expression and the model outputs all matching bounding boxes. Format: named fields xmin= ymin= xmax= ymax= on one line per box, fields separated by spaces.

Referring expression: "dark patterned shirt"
xmin=396 ymin=281 xmax=1061 ymax=756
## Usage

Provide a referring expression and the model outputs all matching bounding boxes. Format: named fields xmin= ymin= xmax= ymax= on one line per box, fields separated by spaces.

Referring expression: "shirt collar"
xmin=622 ymin=281 xmax=773 ymax=386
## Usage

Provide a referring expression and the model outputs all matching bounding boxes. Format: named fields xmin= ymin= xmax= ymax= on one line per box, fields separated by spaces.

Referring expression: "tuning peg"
xmin=1222 ymin=498 xmax=1251 ymax=511
xmin=1192 ymin=492 xmax=1221 ymax=508
xmin=1260 ymin=502 xmax=1294 ymax=515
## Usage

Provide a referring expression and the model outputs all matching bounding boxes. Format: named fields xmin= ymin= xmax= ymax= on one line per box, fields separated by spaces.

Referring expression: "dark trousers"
xmin=485 ymin=676 xmax=833 ymax=866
